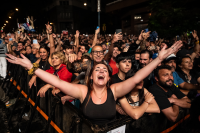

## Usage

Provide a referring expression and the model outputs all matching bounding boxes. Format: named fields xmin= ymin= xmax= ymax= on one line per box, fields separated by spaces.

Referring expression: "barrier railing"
xmin=1 ymin=62 xmax=191 ymax=133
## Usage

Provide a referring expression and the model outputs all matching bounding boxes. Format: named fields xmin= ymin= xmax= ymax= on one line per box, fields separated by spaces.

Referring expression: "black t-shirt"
xmin=112 ymin=74 xmax=123 ymax=84
xmin=148 ymin=84 xmax=185 ymax=110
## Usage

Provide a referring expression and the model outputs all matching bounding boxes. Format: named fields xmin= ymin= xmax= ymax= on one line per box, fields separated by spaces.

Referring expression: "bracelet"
xmin=48 ymin=33 xmax=52 ymax=35
xmin=28 ymin=63 xmax=39 ymax=75
xmin=196 ymin=40 xmax=199 ymax=44
xmin=144 ymin=101 xmax=149 ymax=104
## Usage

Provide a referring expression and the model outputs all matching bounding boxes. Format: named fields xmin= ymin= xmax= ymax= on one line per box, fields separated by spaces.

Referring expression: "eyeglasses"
xmin=92 ymin=51 xmax=104 ymax=55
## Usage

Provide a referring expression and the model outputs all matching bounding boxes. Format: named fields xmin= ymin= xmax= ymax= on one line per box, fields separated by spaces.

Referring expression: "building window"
xmin=134 ymin=15 xmax=141 ymax=19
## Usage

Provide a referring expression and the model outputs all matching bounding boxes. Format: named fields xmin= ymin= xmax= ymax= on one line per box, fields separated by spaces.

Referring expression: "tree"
xmin=148 ymin=0 xmax=200 ymax=38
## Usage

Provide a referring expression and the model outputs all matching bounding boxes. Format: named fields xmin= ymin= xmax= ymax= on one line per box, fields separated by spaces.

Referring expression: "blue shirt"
xmin=173 ymin=71 xmax=184 ymax=87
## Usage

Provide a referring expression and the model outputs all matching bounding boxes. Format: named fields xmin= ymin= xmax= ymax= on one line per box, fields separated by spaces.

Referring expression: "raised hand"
xmin=138 ymin=30 xmax=144 ymax=41
xmin=112 ymin=32 xmax=122 ymax=43
xmin=192 ymin=30 xmax=199 ymax=40
xmin=6 ymin=53 xmax=33 ymax=70
xmin=76 ymin=30 xmax=80 ymax=38
xmin=45 ymin=22 xmax=52 ymax=34
xmin=143 ymin=31 xmax=151 ymax=40
xmin=95 ymin=27 xmax=100 ymax=34
xmin=158 ymin=41 xmax=182 ymax=60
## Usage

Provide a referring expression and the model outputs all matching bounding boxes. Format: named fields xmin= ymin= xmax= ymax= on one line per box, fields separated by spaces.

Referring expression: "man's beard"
xmin=158 ymin=79 xmax=174 ymax=89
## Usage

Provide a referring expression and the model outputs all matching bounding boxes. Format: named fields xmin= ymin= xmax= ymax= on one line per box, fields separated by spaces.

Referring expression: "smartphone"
xmin=190 ymin=31 xmax=192 ymax=34
xmin=9 ymin=38 xmax=13 ymax=41
xmin=96 ymin=26 xmax=99 ymax=30
xmin=177 ymin=35 xmax=181 ymax=41
xmin=116 ymin=29 xmax=122 ymax=34
xmin=156 ymin=38 xmax=158 ymax=41
xmin=109 ymin=34 xmax=111 ymax=36
xmin=33 ymin=39 xmax=38 ymax=44
xmin=86 ymin=34 xmax=88 ymax=37
xmin=58 ymin=35 xmax=60 ymax=38
xmin=126 ymin=43 xmax=129 ymax=46
xmin=17 ymin=31 xmax=20 ymax=34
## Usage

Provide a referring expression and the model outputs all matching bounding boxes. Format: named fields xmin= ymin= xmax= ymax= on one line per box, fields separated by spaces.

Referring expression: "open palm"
xmin=6 ymin=54 xmax=33 ymax=70
xmin=158 ymin=41 xmax=182 ymax=60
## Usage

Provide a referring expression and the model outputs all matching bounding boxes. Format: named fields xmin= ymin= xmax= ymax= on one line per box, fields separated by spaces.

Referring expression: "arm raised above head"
xmin=111 ymin=41 xmax=183 ymax=99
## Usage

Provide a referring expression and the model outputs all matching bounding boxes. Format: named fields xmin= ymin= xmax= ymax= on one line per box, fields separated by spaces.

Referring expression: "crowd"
xmin=1 ymin=22 xmax=200 ymax=132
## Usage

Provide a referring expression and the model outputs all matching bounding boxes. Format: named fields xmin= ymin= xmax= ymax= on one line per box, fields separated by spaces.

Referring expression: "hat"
xmin=163 ymin=54 xmax=176 ymax=62
xmin=83 ymin=53 xmax=90 ymax=57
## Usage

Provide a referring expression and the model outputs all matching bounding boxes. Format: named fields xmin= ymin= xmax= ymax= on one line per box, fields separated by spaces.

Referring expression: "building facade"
xmin=106 ymin=0 xmax=150 ymax=35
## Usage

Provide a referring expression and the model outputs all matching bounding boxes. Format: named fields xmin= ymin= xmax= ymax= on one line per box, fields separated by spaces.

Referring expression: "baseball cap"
xmin=163 ymin=54 xmax=177 ymax=63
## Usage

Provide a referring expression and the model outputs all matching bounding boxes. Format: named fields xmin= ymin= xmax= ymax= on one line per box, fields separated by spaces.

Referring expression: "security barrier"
xmin=0 ymin=62 xmax=192 ymax=133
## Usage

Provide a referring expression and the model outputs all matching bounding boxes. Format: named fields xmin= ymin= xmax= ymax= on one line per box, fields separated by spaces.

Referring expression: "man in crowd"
xmin=112 ymin=52 xmax=132 ymax=84
xmin=149 ymin=65 xmax=191 ymax=122
xmin=162 ymin=54 xmax=200 ymax=95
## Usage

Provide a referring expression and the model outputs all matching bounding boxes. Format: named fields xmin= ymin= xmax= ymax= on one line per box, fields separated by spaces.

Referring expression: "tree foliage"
xmin=148 ymin=0 xmax=200 ymax=38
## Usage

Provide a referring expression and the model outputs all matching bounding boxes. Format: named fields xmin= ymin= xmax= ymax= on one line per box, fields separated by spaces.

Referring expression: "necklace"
xmin=94 ymin=89 xmax=106 ymax=103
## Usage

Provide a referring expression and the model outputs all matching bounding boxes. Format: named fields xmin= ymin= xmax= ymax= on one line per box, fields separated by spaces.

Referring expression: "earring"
xmin=106 ymin=81 xmax=110 ymax=87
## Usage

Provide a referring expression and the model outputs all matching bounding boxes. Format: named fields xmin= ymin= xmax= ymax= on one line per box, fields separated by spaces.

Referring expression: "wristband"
xmin=48 ymin=33 xmax=52 ymax=35
xmin=28 ymin=63 xmax=39 ymax=75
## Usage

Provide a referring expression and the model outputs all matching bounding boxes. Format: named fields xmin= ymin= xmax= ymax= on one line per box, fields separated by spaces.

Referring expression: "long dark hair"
xmin=85 ymin=61 xmax=112 ymax=108
xmin=125 ymin=69 xmax=144 ymax=105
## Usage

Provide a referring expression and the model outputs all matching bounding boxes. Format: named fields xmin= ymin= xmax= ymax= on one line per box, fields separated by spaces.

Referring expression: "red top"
xmin=46 ymin=64 xmax=73 ymax=102
xmin=109 ymin=58 xmax=118 ymax=75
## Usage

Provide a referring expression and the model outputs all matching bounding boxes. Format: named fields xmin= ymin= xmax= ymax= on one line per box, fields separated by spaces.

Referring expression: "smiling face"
xmin=26 ymin=46 xmax=32 ymax=54
xmin=51 ymin=55 xmax=62 ymax=68
xmin=90 ymin=64 xmax=110 ymax=87
xmin=179 ymin=57 xmax=193 ymax=70
xmin=156 ymin=69 xmax=174 ymax=89
xmin=91 ymin=46 xmax=104 ymax=63
xmin=39 ymin=48 xmax=48 ymax=60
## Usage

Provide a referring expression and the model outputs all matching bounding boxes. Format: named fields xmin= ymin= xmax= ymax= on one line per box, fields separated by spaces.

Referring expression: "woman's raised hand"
xmin=158 ymin=40 xmax=182 ymax=61
xmin=6 ymin=54 xmax=33 ymax=70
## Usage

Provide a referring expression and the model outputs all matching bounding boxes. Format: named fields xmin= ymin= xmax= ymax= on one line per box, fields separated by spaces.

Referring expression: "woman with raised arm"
xmin=6 ymin=41 xmax=182 ymax=125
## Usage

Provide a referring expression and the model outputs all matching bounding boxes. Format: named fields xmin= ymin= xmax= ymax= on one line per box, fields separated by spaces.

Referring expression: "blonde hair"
xmin=51 ymin=51 xmax=67 ymax=65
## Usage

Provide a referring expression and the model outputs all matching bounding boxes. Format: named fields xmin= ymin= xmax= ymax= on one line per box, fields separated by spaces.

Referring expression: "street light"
xmin=9 ymin=16 xmax=11 ymax=19
xmin=6 ymin=21 xmax=8 ymax=23
xmin=16 ymin=8 xmax=18 ymax=11
xmin=84 ymin=3 xmax=87 ymax=6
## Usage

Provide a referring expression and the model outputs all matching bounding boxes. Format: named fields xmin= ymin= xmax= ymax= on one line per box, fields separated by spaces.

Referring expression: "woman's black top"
xmin=177 ymin=70 xmax=200 ymax=85
xmin=37 ymin=60 xmax=51 ymax=88
xmin=81 ymin=88 xmax=116 ymax=125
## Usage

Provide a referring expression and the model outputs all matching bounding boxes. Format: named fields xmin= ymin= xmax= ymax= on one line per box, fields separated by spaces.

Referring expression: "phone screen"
xmin=116 ymin=29 xmax=122 ymax=34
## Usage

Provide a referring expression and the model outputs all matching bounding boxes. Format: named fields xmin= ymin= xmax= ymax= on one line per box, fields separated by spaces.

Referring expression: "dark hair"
xmin=39 ymin=44 xmax=50 ymax=53
xmin=177 ymin=55 xmax=192 ymax=66
xmin=114 ymin=43 xmax=122 ymax=52
xmin=85 ymin=61 xmax=112 ymax=109
xmin=63 ymin=45 xmax=73 ymax=50
xmin=115 ymin=52 xmax=132 ymax=64
xmin=154 ymin=65 xmax=172 ymax=79
xmin=84 ymin=45 xmax=90 ymax=51
xmin=18 ymin=41 xmax=25 ymax=46
xmin=125 ymin=69 xmax=144 ymax=105
xmin=135 ymin=52 xmax=140 ymax=55
xmin=140 ymin=50 xmax=152 ymax=59
xmin=81 ymin=55 xmax=91 ymax=62
xmin=25 ymin=45 xmax=32 ymax=50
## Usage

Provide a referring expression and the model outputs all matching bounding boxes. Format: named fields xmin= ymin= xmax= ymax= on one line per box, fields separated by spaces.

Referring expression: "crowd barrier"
xmin=0 ymin=62 xmax=191 ymax=133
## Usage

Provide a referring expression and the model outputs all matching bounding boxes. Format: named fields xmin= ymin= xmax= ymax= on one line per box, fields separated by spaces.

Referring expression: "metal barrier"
xmin=0 ymin=62 xmax=191 ymax=133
